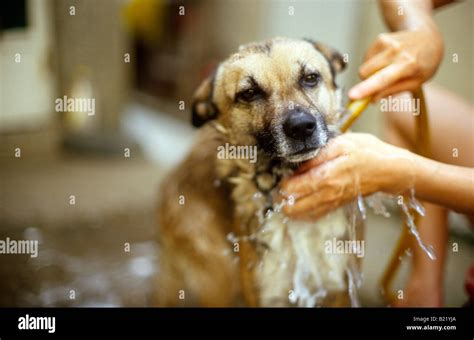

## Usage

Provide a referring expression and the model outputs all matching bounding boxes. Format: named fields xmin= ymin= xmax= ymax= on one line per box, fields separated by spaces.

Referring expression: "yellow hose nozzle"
xmin=339 ymin=97 xmax=372 ymax=133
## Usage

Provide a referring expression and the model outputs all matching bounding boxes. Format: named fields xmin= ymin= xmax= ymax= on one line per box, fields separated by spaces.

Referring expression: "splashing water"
xmin=263 ymin=195 xmax=363 ymax=307
xmin=365 ymin=193 xmax=391 ymax=218
xmin=346 ymin=265 xmax=362 ymax=308
xmin=357 ymin=195 xmax=366 ymax=220
xmin=290 ymin=246 xmax=328 ymax=307
xmin=363 ymin=191 xmax=434 ymax=260
xmin=399 ymin=197 xmax=436 ymax=260
xmin=408 ymin=188 xmax=425 ymax=216
xmin=226 ymin=232 xmax=238 ymax=244
xmin=247 ymin=180 xmax=433 ymax=307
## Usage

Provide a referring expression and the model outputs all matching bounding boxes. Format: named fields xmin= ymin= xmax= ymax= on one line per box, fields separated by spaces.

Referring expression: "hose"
xmin=341 ymin=88 xmax=430 ymax=304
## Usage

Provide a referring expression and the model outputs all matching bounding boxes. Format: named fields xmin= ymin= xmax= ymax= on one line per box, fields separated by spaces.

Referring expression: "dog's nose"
xmin=283 ymin=111 xmax=317 ymax=140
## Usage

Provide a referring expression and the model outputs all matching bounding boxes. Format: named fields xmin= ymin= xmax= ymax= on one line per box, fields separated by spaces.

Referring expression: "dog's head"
xmin=192 ymin=37 xmax=346 ymax=163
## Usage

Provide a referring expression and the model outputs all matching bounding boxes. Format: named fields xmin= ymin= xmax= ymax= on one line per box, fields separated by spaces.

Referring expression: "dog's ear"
xmin=305 ymin=39 xmax=347 ymax=75
xmin=191 ymin=73 xmax=219 ymax=127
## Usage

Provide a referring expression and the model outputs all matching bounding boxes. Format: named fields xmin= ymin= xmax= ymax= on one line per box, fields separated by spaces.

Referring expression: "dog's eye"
xmin=301 ymin=73 xmax=321 ymax=88
xmin=236 ymin=88 xmax=263 ymax=103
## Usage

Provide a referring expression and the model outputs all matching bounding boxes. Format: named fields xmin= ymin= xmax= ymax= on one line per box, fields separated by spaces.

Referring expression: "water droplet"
xmin=287 ymin=195 xmax=295 ymax=206
xmin=366 ymin=193 xmax=391 ymax=218
xmin=128 ymin=257 xmax=154 ymax=278
xmin=226 ymin=232 xmax=238 ymax=243
xmin=409 ymin=189 xmax=425 ymax=216
xmin=23 ymin=227 xmax=43 ymax=243
xmin=357 ymin=195 xmax=366 ymax=220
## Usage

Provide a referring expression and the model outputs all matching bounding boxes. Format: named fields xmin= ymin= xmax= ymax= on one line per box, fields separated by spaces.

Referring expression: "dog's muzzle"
xmin=283 ymin=110 xmax=317 ymax=141
xmin=281 ymin=109 xmax=329 ymax=162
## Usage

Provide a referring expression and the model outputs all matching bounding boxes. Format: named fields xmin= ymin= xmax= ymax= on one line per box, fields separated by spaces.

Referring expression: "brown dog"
xmin=155 ymin=37 xmax=363 ymax=307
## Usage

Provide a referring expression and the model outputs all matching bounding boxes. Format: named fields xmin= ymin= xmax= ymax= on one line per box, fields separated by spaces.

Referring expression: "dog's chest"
xmin=254 ymin=207 xmax=350 ymax=307
xmin=219 ymin=157 xmax=355 ymax=307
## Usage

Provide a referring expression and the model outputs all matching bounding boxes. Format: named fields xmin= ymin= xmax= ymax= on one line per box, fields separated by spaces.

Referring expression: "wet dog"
xmin=155 ymin=37 xmax=363 ymax=307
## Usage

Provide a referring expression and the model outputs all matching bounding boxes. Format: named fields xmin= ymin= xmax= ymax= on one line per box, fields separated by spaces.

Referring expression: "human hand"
xmin=349 ymin=28 xmax=444 ymax=102
xmin=281 ymin=133 xmax=415 ymax=220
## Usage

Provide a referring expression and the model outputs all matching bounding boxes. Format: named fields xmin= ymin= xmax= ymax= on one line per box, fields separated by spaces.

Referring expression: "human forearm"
xmin=282 ymin=133 xmax=474 ymax=219
xmin=379 ymin=0 xmax=436 ymax=31
xmin=411 ymin=154 xmax=474 ymax=214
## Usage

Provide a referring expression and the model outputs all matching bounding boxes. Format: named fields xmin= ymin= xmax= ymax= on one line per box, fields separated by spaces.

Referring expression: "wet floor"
xmin=0 ymin=226 xmax=157 ymax=307
xmin=0 ymin=153 xmax=163 ymax=307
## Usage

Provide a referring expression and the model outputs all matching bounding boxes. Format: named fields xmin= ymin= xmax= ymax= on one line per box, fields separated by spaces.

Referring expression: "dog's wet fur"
xmin=155 ymin=38 xmax=361 ymax=307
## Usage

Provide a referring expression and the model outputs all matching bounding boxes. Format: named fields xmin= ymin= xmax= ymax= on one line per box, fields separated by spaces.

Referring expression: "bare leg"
xmin=383 ymin=84 xmax=473 ymax=307
xmin=386 ymin=84 xmax=474 ymax=167
xmin=385 ymin=117 xmax=446 ymax=306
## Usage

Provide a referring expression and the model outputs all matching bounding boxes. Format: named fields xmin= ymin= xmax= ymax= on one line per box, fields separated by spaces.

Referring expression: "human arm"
xmin=281 ymin=133 xmax=474 ymax=219
xmin=348 ymin=0 xmax=446 ymax=101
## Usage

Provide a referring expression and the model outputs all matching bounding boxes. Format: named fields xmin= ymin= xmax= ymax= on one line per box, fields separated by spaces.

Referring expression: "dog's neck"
xmin=211 ymin=121 xmax=295 ymax=235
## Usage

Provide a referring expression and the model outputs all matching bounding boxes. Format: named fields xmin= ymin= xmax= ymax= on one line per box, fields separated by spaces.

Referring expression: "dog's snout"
xmin=283 ymin=110 xmax=317 ymax=140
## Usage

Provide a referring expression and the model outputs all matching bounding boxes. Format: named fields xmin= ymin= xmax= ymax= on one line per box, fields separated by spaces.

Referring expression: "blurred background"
xmin=0 ymin=0 xmax=472 ymax=307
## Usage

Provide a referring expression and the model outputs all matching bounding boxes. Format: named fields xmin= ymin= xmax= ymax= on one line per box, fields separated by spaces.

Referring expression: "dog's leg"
xmin=155 ymin=199 xmax=240 ymax=306
xmin=236 ymin=233 xmax=259 ymax=306
xmin=155 ymin=164 xmax=240 ymax=307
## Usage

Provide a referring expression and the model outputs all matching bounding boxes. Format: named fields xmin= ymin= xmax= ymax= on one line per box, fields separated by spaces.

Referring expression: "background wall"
xmin=1 ymin=0 xmax=56 ymax=132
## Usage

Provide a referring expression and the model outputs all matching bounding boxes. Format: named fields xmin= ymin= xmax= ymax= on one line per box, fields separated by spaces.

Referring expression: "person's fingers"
xmin=372 ymin=78 xmax=421 ymax=102
xmin=364 ymin=36 xmax=387 ymax=60
xmin=282 ymin=154 xmax=349 ymax=199
xmin=284 ymin=193 xmax=342 ymax=220
xmin=359 ymin=49 xmax=393 ymax=80
xmin=287 ymin=176 xmax=357 ymax=219
xmin=281 ymin=167 xmax=325 ymax=201
xmin=293 ymin=138 xmax=347 ymax=174
xmin=348 ymin=62 xmax=414 ymax=99
xmin=283 ymin=192 xmax=321 ymax=217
